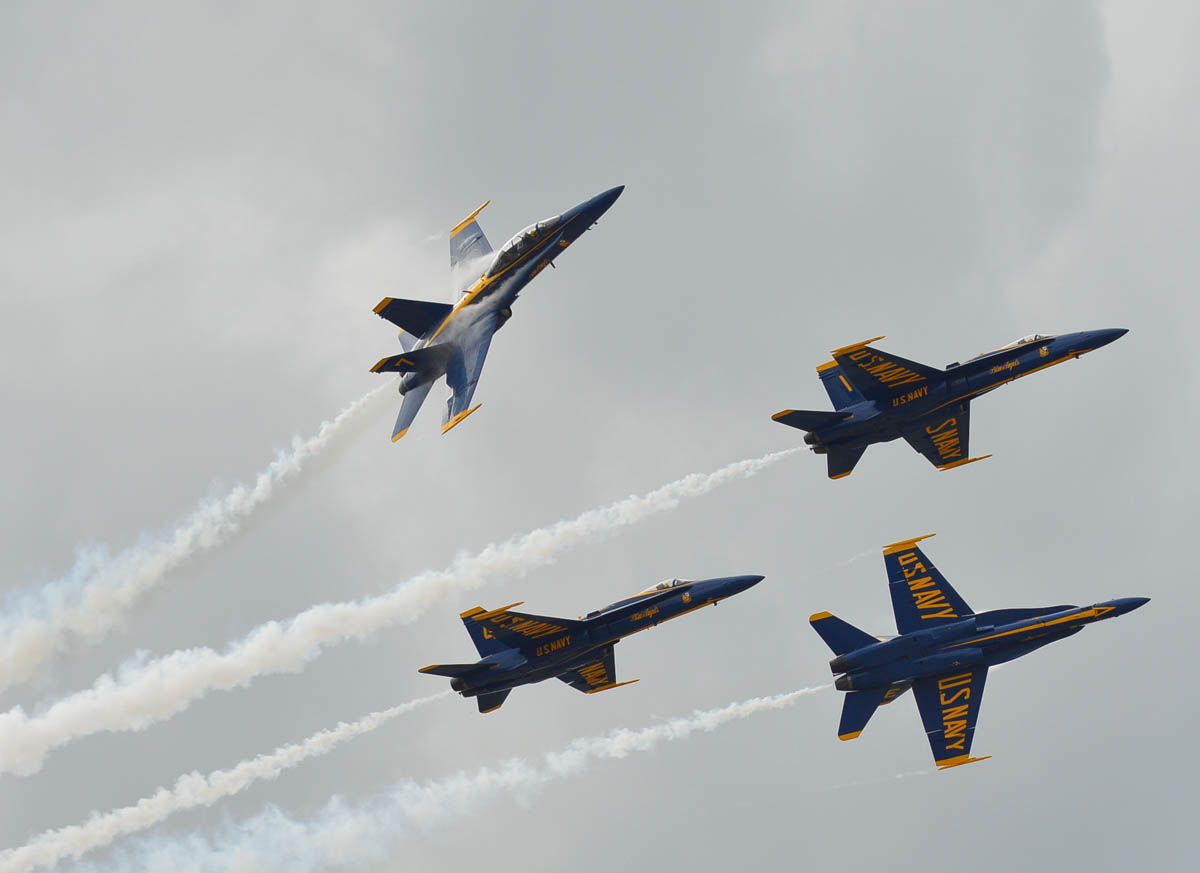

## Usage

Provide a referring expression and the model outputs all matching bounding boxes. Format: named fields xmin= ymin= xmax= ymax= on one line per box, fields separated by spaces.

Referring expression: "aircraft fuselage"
xmin=832 ymin=596 xmax=1149 ymax=692
xmin=807 ymin=329 xmax=1128 ymax=452
xmin=452 ymin=575 xmax=762 ymax=698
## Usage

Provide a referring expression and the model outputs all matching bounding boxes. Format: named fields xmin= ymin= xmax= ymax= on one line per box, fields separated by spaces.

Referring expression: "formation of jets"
xmin=368 ymin=186 xmax=1143 ymax=768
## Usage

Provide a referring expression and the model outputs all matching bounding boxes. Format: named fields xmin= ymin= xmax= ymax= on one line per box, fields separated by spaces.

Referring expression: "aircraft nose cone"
xmin=591 ymin=185 xmax=624 ymax=214
xmin=567 ymin=185 xmax=624 ymax=225
xmin=1115 ymin=596 xmax=1150 ymax=615
xmin=1091 ymin=328 xmax=1128 ymax=349
xmin=721 ymin=574 xmax=765 ymax=596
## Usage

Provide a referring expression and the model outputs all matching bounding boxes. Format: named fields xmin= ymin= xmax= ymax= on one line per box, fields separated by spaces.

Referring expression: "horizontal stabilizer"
xmin=418 ymin=662 xmax=493 ymax=678
xmin=391 ymin=379 xmax=433 ymax=442
xmin=477 ymin=688 xmax=511 ymax=714
xmin=374 ymin=297 xmax=454 ymax=338
xmin=771 ymin=409 xmax=847 ymax=432
xmin=838 ymin=687 xmax=890 ymax=740
xmin=827 ymin=444 xmax=867 ymax=480
xmin=810 ymin=612 xmax=880 ymax=655
xmin=371 ymin=344 xmax=455 ymax=375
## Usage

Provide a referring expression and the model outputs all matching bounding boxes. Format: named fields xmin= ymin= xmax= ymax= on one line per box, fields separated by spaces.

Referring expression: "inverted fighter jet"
xmin=772 ymin=329 xmax=1127 ymax=478
xmin=419 ymin=575 xmax=763 ymax=713
xmin=370 ymin=186 xmax=624 ymax=440
xmin=811 ymin=535 xmax=1148 ymax=769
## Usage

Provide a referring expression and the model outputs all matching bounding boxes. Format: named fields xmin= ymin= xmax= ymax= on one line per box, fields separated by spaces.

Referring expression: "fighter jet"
xmin=772 ymin=329 xmax=1127 ymax=478
xmin=811 ymin=534 xmax=1148 ymax=769
xmin=419 ymin=575 xmax=763 ymax=713
xmin=370 ymin=186 xmax=624 ymax=440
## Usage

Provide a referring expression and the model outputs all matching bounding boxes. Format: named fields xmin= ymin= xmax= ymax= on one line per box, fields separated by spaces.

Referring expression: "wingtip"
xmin=881 ymin=534 xmax=936 ymax=555
xmin=471 ymin=601 xmax=524 ymax=621
xmin=809 ymin=611 xmax=834 ymax=622
xmin=838 ymin=731 xmax=862 ymax=741
xmin=831 ymin=335 xmax=886 ymax=357
xmin=441 ymin=404 xmax=482 ymax=434
xmin=585 ymin=679 xmax=640 ymax=694
xmin=373 ymin=297 xmax=394 ymax=315
xmin=391 ymin=427 xmax=409 ymax=442
xmin=449 ymin=200 xmax=490 ymax=238
xmin=771 ymin=409 xmax=797 ymax=421
xmin=937 ymin=454 xmax=992 ymax=471
xmin=937 ymin=754 xmax=991 ymax=770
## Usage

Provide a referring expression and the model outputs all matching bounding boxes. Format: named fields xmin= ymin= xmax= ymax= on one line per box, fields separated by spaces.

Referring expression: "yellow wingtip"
xmin=479 ymin=702 xmax=504 ymax=714
xmin=882 ymin=534 xmax=936 ymax=556
xmin=815 ymin=359 xmax=840 ymax=373
xmin=830 ymin=471 xmax=853 ymax=480
xmin=936 ymin=754 xmax=992 ymax=770
xmin=585 ymin=679 xmax=640 ymax=694
xmin=391 ymin=427 xmax=409 ymax=442
xmin=441 ymin=404 xmax=482 ymax=434
xmin=472 ymin=602 xmax=524 ymax=621
xmin=449 ymin=200 xmax=490 ymax=238
xmin=831 ymin=335 xmax=886 ymax=357
xmin=937 ymin=454 xmax=992 ymax=471
xmin=809 ymin=611 xmax=834 ymax=622
xmin=373 ymin=297 xmax=394 ymax=315
xmin=838 ymin=731 xmax=862 ymax=741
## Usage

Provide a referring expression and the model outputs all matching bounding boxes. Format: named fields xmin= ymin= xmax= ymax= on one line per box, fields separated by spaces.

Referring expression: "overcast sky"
xmin=1 ymin=1 xmax=1196 ymax=870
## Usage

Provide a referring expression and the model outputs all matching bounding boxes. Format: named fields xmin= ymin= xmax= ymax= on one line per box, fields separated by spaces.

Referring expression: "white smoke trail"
xmin=65 ymin=684 xmax=830 ymax=873
xmin=0 ymin=385 xmax=389 ymax=695
xmin=0 ymin=693 xmax=447 ymax=873
xmin=0 ymin=448 xmax=799 ymax=777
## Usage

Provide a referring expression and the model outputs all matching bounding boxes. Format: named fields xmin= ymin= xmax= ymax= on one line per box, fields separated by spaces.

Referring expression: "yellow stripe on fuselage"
xmin=946 ymin=608 xmax=1099 ymax=649
xmin=928 ymin=354 xmax=1077 ymax=416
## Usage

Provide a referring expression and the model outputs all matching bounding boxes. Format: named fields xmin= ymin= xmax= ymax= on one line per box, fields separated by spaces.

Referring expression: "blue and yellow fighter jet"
xmin=811 ymin=535 xmax=1148 ymax=769
xmin=369 ymin=186 xmax=624 ymax=441
xmin=772 ymin=329 xmax=1127 ymax=478
xmin=419 ymin=575 xmax=763 ymax=712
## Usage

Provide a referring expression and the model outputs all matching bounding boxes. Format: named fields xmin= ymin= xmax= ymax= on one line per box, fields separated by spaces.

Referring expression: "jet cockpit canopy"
xmin=650 ymin=578 xmax=692 ymax=592
xmin=1011 ymin=333 xmax=1055 ymax=346
xmin=485 ymin=215 xmax=562 ymax=276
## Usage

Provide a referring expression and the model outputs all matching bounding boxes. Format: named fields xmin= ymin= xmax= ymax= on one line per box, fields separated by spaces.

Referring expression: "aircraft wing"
xmin=557 ymin=645 xmax=637 ymax=694
xmin=442 ymin=315 xmax=498 ymax=433
xmin=901 ymin=403 xmax=988 ymax=471
xmin=883 ymin=535 xmax=972 ymax=633
xmin=460 ymin=603 xmax=587 ymax=657
xmin=912 ymin=668 xmax=991 ymax=768
xmin=830 ymin=337 xmax=942 ymax=404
